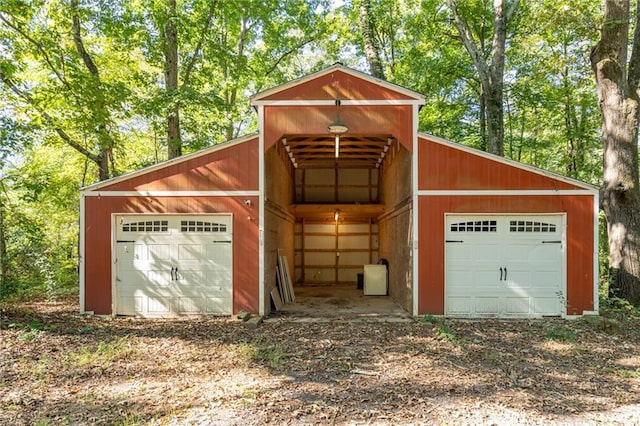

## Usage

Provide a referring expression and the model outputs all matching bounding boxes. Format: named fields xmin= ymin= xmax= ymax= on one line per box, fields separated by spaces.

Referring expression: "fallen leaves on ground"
xmin=1 ymin=299 xmax=639 ymax=425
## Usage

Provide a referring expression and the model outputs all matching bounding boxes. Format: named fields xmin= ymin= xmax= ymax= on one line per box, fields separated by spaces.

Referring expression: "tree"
xmin=591 ymin=0 xmax=640 ymax=305
xmin=0 ymin=1 xmax=127 ymax=180
xmin=163 ymin=0 xmax=182 ymax=158
xmin=447 ymin=0 xmax=520 ymax=156
xmin=357 ymin=0 xmax=385 ymax=79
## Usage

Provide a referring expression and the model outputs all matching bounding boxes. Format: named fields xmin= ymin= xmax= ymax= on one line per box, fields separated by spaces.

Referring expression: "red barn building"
xmin=80 ymin=64 xmax=599 ymax=318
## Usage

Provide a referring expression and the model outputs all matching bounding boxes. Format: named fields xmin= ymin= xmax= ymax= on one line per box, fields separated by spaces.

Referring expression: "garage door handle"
xmin=499 ymin=267 xmax=503 ymax=281
xmin=504 ymin=267 xmax=507 ymax=281
xmin=446 ymin=240 xmax=464 ymax=243
xmin=214 ymin=240 xmax=232 ymax=243
xmin=170 ymin=267 xmax=175 ymax=281
xmin=542 ymin=240 xmax=561 ymax=244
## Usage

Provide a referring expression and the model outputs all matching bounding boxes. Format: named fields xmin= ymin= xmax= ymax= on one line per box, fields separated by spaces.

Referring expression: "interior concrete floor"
xmin=266 ymin=285 xmax=412 ymax=322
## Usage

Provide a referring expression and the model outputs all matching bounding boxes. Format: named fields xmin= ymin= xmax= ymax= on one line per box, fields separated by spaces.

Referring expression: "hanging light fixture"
xmin=327 ymin=97 xmax=348 ymax=158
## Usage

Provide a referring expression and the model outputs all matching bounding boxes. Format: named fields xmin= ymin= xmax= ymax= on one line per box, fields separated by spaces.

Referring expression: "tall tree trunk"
xmin=0 ymin=191 xmax=7 ymax=294
xmin=563 ymin=39 xmax=581 ymax=178
xmin=358 ymin=0 xmax=385 ymax=79
xmin=591 ymin=0 xmax=640 ymax=305
xmin=448 ymin=0 xmax=518 ymax=156
xmin=164 ymin=0 xmax=181 ymax=159
xmin=479 ymin=87 xmax=487 ymax=151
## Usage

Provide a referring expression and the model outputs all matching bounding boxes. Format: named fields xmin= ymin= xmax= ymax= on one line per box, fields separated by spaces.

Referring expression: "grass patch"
xmin=70 ymin=336 xmax=135 ymax=368
xmin=418 ymin=314 xmax=443 ymax=324
xmin=614 ymin=368 xmax=640 ymax=379
xmin=254 ymin=344 xmax=286 ymax=369
xmin=233 ymin=341 xmax=287 ymax=370
xmin=545 ymin=326 xmax=576 ymax=341
xmin=435 ymin=325 xmax=464 ymax=346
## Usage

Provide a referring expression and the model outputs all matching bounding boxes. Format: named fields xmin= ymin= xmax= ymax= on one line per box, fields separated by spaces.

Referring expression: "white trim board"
xmin=79 ymin=193 xmax=86 ymax=313
xmin=252 ymin=99 xmax=424 ymax=106
xmin=412 ymin=103 xmax=420 ymax=316
xmin=83 ymin=191 xmax=260 ymax=197
xmin=593 ymin=193 xmax=600 ymax=315
xmin=258 ymin=104 xmax=266 ymax=316
xmin=418 ymin=190 xmax=597 ymax=196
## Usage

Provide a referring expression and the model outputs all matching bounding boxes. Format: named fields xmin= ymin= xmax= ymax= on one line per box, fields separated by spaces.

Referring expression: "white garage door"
xmin=115 ymin=215 xmax=232 ymax=317
xmin=445 ymin=215 xmax=564 ymax=318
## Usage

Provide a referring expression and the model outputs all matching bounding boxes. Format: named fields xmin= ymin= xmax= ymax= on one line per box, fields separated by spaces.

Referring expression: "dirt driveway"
xmin=1 ymin=299 xmax=640 ymax=425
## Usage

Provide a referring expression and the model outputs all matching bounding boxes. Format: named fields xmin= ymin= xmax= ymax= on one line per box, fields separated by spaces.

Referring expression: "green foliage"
xmin=233 ymin=341 xmax=287 ymax=370
xmin=419 ymin=314 xmax=443 ymax=324
xmin=600 ymin=296 xmax=640 ymax=319
xmin=545 ymin=325 xmax=577 ymax=341
xmin=71 ymin=336 xmax=135 ymax=368
xmin=435 ymin=325 xmax=464 ymax=346
xmin=0 ymin=144 xmax=81 ymax=300
xmin=0 ymin=1 xmax=612 ymax=301
xmin=253 ymin=343 xmax=287 ymax=370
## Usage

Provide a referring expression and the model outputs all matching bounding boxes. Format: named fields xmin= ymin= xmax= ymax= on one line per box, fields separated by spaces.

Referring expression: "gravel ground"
xmin=1 ymin=299 xmax=639 ymax=425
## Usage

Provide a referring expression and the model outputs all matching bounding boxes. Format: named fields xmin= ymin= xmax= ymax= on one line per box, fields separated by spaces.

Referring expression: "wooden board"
xmin=282 ymin=255 xmax=295 ymax=303
xmin=277 ymin=251 xmax=295 ymax=303
xmin=270 ymin=287 xmax=283 ymax=311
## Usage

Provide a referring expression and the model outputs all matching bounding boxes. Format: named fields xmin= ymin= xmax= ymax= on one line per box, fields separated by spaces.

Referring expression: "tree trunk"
xmin=448 ymin=0 xmax=518 ymax=156
xmin=591 ymin=0 xmax=640 ymax=305
xmin=164 ymin=0 xmax=181 ymax=159
xmin=0 ymin=191 xmax=7 ymax=294
xmin=359 ymin=0 xmax=385 ymax=79
xmin=485 ymin=84 xmax=504 ymax=156
xmin=479 ymin=89 xmax=487 ymax=151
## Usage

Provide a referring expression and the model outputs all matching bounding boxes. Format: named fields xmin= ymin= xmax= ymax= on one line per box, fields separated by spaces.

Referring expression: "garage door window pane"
xmin=180 ymin=220 xmax=227 ymax=233
xmin=509 ymin=220 xmax=556 ymax=233
xmin=450 ymin=220 xmax=497 ymax=232
xmin=122 ymin=220 xmax=169 ymax=232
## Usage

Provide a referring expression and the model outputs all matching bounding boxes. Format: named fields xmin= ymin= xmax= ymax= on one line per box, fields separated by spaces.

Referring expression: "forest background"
xmin=0 ymin=0 xmax=627 ymax=309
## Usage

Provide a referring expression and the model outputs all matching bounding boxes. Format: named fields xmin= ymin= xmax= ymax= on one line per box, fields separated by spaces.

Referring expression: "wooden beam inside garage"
xmin=290 ymin=203 xmax=385 ymax=221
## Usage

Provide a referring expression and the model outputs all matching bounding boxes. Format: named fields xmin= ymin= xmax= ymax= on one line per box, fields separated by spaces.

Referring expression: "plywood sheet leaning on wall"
xmin=276 ymin=250 xmax=296 ymax=304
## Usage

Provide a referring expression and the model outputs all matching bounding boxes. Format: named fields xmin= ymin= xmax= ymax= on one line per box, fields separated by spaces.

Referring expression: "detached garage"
xmin=80 ymin=64 xmax=599 ymax=319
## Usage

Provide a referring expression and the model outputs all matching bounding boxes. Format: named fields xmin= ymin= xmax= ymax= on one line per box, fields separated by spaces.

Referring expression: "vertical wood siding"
xmin=83 ymin=196 xmax=259 ymax=315
xmin=98 ymin=139 xmax=259 ymax=192
xmin=418 ymin=136 xmax=583 ymax=190
xmin=258 ymin=70 xmax=417 ymax=101
xmin=83 ymin=139 xmax=260 ymax=315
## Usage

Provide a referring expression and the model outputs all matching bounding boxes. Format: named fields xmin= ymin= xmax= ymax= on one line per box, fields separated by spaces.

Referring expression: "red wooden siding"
xmin=418 ymin=135 xmax=583 ymax=190
xmin=83 ymin=138 xmax=261 ymax=315
xmin=258 ymin=70 xmax=417 ymax=101
xmin=417 ymin=195 xmax=595 ymax=316
xmin=263 ymin=105 xmax=414 ymax=152
xmin=99 ymin=138 xmax=259 ymax=192
xmin=83 ymin=196 xmax=259 ymax=315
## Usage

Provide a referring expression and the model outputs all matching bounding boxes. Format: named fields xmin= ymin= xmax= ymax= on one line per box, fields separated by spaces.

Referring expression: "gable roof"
xmin=251 ymin=63 xmax=426 ymax=104
xmin=81 ymin=133 xmax=258 ymax=192
xmin=418 ymin=132 xmax=600 ymax=192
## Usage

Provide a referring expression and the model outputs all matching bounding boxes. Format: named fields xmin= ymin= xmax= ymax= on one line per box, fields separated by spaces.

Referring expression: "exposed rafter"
xmin=281 ymin=134 xmax=395 ymax=169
